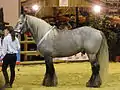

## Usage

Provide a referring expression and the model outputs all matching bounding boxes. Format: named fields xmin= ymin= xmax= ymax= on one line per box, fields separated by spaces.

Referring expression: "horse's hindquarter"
xmin=52 ymin=30 xmax=83 ymax=57
xmin=81 ymin=26 xmax=102 ymax=54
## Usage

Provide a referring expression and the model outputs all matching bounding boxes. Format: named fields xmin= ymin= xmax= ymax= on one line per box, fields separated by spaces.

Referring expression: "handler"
xmin=0 ymin=26 xmax=20 ymax=88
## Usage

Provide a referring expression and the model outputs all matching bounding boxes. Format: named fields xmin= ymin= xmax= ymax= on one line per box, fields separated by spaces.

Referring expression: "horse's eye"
xmin=20 ymin=22 xmax=22 ymax=24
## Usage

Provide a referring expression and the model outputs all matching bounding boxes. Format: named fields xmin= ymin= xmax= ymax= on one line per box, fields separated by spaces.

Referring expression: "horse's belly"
xmin=53 ymin=41 xmax=81 ymax=57
xmin=53 ymin=49 xmax=79 ymax=57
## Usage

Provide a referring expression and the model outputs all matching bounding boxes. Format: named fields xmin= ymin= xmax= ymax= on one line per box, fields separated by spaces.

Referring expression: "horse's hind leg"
xmin=86 ymin=54 xmax=101 ymax=88
xmin=42 ymin=52 xmax=58 ymax=87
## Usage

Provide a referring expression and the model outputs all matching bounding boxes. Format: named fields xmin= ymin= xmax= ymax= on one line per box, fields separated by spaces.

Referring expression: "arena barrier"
xmin=54 ymin=52 xmax=88 ymax=61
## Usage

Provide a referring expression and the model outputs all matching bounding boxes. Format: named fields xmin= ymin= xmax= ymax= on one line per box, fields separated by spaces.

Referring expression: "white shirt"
xmin=0 ymin=34 xmax=20 ymax=57
xmin=0 ymin=38 xmax=2 ymax=52
xmin=0 ymin=38 xmax=2 ymax=47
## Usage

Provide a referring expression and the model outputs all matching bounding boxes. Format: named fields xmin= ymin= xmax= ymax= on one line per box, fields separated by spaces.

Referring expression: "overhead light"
xmin=32 ymin=4 xmax=39 ymax=11
xmin=93 ymin=5 xmax=101 ymax=13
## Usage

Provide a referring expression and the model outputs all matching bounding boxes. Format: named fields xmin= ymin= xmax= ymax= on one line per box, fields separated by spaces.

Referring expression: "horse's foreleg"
xmin=86 ymin=54 xmax=101 ymax=88
xmin=42 ymin=53 xmax=58 ymax=87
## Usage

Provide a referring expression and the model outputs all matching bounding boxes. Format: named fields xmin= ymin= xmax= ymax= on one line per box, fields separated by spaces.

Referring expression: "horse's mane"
xmin=26 ymin=15 xmax=51 ymax=28
xmin=26 ymin=15 xmax=78 ymax=33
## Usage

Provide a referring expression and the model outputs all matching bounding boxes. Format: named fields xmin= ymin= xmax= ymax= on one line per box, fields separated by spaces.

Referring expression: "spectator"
xmin=0 ymin=26 xmax=20 ymax=88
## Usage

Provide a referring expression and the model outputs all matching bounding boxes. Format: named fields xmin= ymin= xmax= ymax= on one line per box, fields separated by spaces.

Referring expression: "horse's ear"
xmin=21 ymin=6 xmax=26 ymax=17
xmin=21 ymin=6 xmax=24 ymax=14
xmin=23 ymin=13 xmax=26 ymax=18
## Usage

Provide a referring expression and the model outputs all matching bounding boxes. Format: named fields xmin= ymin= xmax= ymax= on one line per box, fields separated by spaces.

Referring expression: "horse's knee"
xmin=92 ymin=61 xmax=100 ymax=75
xmin=88 ymin=54 xmax=97 ymax=63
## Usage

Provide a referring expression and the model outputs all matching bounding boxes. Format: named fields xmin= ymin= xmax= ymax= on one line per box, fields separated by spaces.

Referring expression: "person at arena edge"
xmin=0 ymin=26 xmax=20 ymax=88
xmin=0 ymin=30 xmax=4 ymax=64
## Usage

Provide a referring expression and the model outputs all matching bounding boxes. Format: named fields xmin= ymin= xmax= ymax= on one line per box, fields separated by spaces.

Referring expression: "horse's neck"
xmin=27 ymin=15 xmax=51 ymax=43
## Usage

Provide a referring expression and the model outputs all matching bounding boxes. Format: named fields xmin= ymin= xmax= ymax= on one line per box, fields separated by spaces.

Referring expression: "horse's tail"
xmin=97 ymin=31 xmax=109 ymax=83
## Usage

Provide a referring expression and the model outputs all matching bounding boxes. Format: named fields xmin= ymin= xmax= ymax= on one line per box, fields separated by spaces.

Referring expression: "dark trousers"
xmin=2 ymin=54 xmax=17 ymax=86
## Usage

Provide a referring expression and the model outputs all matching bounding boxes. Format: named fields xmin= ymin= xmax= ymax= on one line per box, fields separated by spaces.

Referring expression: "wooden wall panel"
xmin=0 ymin=0 xmax=20 ymax=26
xmin=44 ymin=0 xmax=90 ymax=7
xmin=36 ymin=7 xmax=54 ymax=18
xmin=69 ymin=0 xmax=90 ymax=7
xmin=45 ymin=0 xmax=59 ymax=7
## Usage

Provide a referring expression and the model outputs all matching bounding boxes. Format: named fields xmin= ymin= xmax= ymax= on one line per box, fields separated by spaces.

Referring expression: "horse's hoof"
xmin=42 ymin=81 xmax=57 ymax=87
xmin=86 ymin=81 xmax=92 ymax=87
xmin=86 ymin=81 xmax=101 ymax=88
xmin=42 ymin=74 xmax=58 ymax=87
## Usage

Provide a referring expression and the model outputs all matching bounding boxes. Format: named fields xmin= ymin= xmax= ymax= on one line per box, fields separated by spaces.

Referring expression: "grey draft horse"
xmin=14 ymin=14 xmax=109 ymax=88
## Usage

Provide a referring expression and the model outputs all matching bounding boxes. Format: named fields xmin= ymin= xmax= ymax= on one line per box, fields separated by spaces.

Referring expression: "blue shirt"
xmin=0 ymin=33 xmax=20 ymax=57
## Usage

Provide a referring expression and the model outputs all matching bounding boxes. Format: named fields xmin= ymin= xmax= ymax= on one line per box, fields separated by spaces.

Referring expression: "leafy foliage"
xmin=89 ymin=15 xmax=118 ymax=61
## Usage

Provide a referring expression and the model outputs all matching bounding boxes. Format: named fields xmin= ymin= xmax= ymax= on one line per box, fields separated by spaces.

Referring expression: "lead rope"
xmin=37 ymin=26 xmax=56 ymax=50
